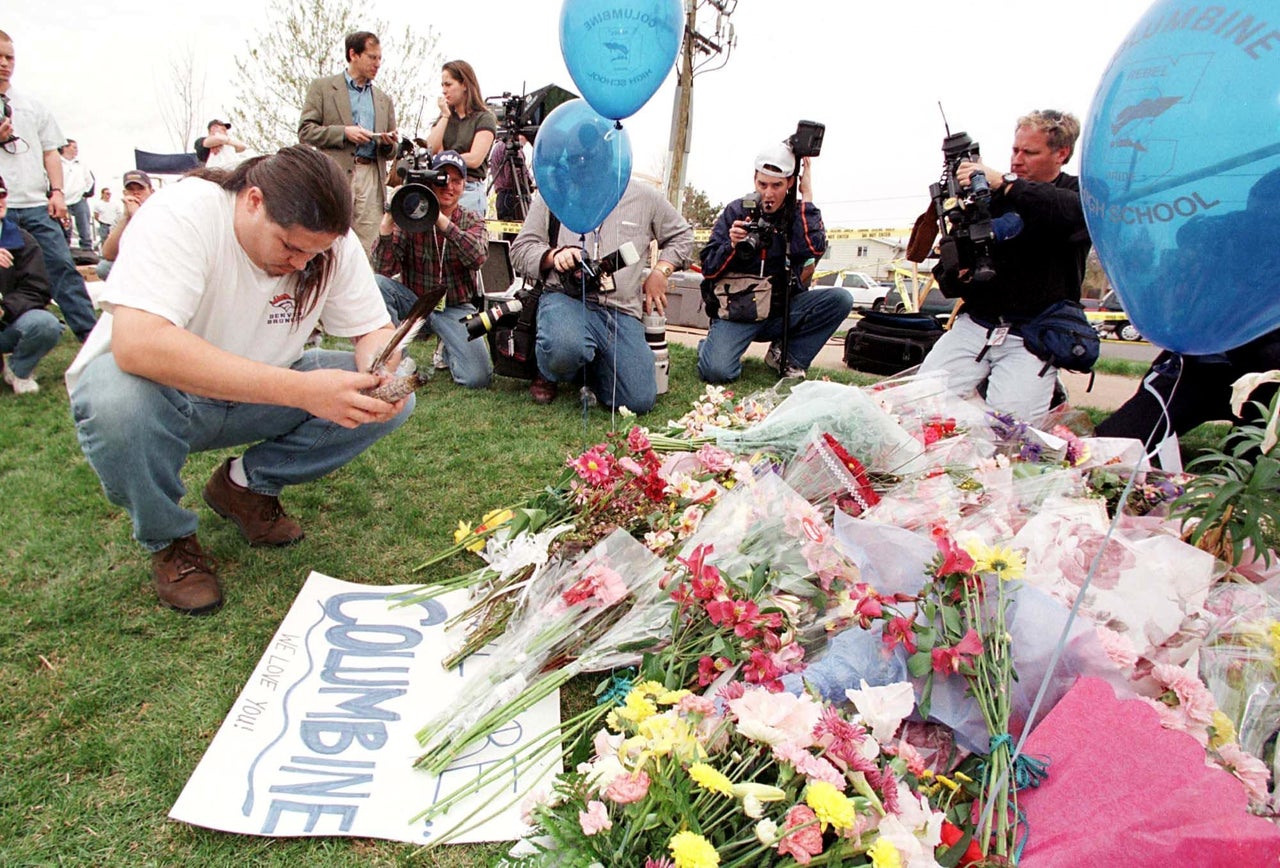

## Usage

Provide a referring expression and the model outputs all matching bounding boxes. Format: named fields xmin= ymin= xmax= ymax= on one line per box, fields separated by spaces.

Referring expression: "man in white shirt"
xmin=67 ymin=146 xmax=415 ymax=616
xmin=90 ymin=187 xmax=121 ymax=248
xmin=58 ymin=138 xmax=94 ymax=250
xmin=0 ymin=29 xmax=98 ymax=341
xmin=195 ymin=118 xmax=249 ymax=169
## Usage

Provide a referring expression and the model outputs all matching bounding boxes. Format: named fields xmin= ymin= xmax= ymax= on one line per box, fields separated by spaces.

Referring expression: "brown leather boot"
xmin=151 ymin=535 xmax=222 ymax=615
xmin=530 ymin=375 xmax=559 ymax=405
xmin=202 ymin=458 xmax=305 ymax=547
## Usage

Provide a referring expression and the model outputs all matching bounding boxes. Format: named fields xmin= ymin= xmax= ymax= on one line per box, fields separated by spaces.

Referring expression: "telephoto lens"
xmin=643 ymin=311 xmax=669 ymax=395
xmin=462 ymin=298 xmax=523 ymax=340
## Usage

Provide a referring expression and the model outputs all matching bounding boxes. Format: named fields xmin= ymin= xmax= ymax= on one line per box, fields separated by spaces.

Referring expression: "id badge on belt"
xmin=986 ymin=326 xmax=1010 ymax=347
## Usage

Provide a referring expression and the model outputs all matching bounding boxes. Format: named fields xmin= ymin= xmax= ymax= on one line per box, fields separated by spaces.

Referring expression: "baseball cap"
xmin=430 ymin=150 xmax=467 ymax=178
xmin=754 ymin=142 xmax=796 ymax=179
xmin=207 ymin=119 xmax=231 ymax=130
xmin=122 ymin=170 xmax=152 ymax=189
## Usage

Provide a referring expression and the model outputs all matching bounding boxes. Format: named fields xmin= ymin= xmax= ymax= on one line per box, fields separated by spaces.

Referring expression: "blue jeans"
xmin=536 ymin=291 xmax=657 ymax=414
xmin=0 ymin=309 xmax=64 ymax=377
xmin=65 ymin=198 xmax=94 ymax=250
xmin=460 ymin=179 xmax=487 ymax=218
xmin=10 ymin=205 xmax=98 ymax=341
xmin=375 ymin=275 xmax=492 ymax=389
xmin=69 ymin=349 xmax=415 ymax=552
xmin=697 ymin=287 xmax=853 ymax=383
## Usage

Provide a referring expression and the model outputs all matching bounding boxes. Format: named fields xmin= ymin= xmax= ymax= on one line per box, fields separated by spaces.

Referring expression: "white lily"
xmin=1229 ymin=370 xmax=1280 ymax=454
xmin=845 ymin=679 xmax=916 ymax=743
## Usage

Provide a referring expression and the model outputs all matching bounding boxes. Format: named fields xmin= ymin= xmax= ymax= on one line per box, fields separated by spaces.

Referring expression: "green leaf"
xmin=940 ymin=605 xmax=962 ymax=636
xmin=907 ymin=650 xmax=934 ymax=678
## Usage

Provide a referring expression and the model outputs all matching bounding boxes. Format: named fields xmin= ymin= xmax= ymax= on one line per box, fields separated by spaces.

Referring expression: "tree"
xmin=156 ymin=46 xmax=205 ymax=152
xmin=232 ymin=0 xmax=442 ymax=153
xmin=681 ymin=185 xmax=722 ymax=229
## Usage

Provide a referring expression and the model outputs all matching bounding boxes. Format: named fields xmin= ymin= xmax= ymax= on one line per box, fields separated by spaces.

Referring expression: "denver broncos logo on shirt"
xmin=266 ymin=293 xmax=296 ymax=326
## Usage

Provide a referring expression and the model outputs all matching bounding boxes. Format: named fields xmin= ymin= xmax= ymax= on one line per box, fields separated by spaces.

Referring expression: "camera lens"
xmin=388 ymin=183 xmax=440 ymax=233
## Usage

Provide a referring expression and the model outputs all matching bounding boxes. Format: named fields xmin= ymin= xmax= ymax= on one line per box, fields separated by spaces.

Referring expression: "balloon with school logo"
xmin=533 ymin=99 xmax=633 ymax=235
xmin=559 ymin=0 xmax=683 ymax=121
xmin=1079 ymin=0 xmax=1280 ymax=355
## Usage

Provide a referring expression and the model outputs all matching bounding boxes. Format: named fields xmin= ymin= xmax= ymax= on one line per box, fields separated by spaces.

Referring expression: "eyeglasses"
xmin=0 ymin=191 xmax=8 ymax=198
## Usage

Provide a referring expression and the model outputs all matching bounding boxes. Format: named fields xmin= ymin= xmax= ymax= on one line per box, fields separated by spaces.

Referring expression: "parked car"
xmin=813 ymin=271 xmax=895 ymax=310
xmin=1084 ymin=290 xmax=1142 ymax=341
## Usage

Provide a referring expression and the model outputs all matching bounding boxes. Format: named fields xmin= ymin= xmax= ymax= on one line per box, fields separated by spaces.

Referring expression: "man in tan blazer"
xmin=299 ymin=31 xmax=397 ymax=256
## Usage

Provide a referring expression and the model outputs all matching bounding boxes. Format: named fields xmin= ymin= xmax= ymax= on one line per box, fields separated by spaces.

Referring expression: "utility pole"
xmin=663 ymin=0 xmax=737 ymax=211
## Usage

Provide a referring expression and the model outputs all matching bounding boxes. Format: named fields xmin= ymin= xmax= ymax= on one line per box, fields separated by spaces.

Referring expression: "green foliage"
xmin=1172 ymin=395 xmax=1280 ymax=567
xmin=232 ymin=0 xmax=443 ymax=153
xmin=680 ymin=185 xmax=723 ymax=229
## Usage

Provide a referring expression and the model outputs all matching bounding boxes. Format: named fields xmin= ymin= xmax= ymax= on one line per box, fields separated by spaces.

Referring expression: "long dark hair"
xmin=188 ymin=145 xmax=352 ymax=326
xmin=443 ymin=60 xmax=487 ymax=115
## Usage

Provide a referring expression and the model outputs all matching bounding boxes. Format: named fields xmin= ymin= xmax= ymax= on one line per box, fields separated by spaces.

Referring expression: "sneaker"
xmin=202 ymin=458 xmax=305 ymax=547
xmin=151 ymin=535 xmax=223 ymax=615
xmin=764 ymin=343 xmax=806 ymax=379
xmin=3 ymin=362 xmax=39 ymax=395
xmin=432 ymin=344 xmax=450 ymax=370
xmin=529 ymin=375 xmax=558 ymax=405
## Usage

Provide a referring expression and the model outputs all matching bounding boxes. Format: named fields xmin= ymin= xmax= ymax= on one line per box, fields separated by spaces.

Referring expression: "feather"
xmin=366 ymin=284 xmax=447 ymax=374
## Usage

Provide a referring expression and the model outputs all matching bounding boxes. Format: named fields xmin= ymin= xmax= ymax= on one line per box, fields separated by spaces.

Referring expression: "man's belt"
xmin=353 ymin=155 xmax=375 ymax=165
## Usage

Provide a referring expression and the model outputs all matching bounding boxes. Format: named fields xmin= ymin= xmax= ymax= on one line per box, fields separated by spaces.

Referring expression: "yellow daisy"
xmin=868 ymin=837 xmax=903 ymax=868
xmin=669 ymin=830 xmax=720 ymax=868
xmin=804 ymin=780 xmax=857 ymax=832
xmin=688 ymin=762 xmax=734 ymax=797
xmin=963 ymin=541 xmax=1026 ymax=580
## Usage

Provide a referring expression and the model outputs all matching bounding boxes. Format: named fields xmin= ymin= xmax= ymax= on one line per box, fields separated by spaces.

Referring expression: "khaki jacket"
xmin=298 ymin=73 xmax=397 ymax=187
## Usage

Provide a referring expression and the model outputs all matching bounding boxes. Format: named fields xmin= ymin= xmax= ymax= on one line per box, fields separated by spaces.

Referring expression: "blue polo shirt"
xmin=345 ymin=72 xmax=376 ymax=160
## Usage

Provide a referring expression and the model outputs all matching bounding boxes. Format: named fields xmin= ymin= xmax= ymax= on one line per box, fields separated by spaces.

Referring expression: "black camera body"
xmin=735 ymin=195 xmax=782 ymax=259
xmin=570 ymin=241 xmax=640 ymax=294
xmin=931 ymin=130 xmax=998 ymax=291
xmin=388 ymin=138 xmax=448 ymax=233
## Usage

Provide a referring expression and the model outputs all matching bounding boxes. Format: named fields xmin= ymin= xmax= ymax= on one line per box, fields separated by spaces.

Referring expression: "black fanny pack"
xmin=1019 ymin=299 xmax=1100 ymax=375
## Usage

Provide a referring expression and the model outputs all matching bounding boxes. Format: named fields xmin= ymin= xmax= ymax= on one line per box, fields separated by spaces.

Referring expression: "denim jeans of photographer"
xmin=0 ymin=309 xmax=63 ymax=377
xmin=9 ymin=205 xmax=98 ymax=341
xmin=697 ymin=287 xmax=853 ymax=384
xmin=535 ymin=290 xmax=657 ymax=414
xmin=69 ymin=349 xmax=415 ymax=552
xmin=64 ymin=197 xmax=94 ymax=250
xmin=460 ymin=179 xmax=487 ymax=218
xmin=375 ymin=274 xmax=493 ymax=389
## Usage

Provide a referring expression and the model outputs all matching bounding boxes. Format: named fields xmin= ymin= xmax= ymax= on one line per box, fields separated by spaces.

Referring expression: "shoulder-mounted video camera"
xmin=931 ymin=129 xmax=999 ymax=289
xmin=388 ymin=138 xmax=449 ymax=233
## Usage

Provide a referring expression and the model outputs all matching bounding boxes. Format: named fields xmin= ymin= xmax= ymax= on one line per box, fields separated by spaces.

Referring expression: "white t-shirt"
xmin=206 ymin=144 xmax=249 ymax=170
xmin=91 ymin=197 xmax=122 ymax=226
xmin=61 ymin=157 xmax=92 ymax=206
xmin=65 ymin=177 xmax=389 ymax=392
xmin=0 ymin=87 xmax=66 ymax=209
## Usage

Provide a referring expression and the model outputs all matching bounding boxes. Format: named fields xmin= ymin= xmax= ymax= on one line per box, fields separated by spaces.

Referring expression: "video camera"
xmin=388 ymin=138 xmax=449 ymax=233
xmin=930 ymin=129 xmax=998 ymax=286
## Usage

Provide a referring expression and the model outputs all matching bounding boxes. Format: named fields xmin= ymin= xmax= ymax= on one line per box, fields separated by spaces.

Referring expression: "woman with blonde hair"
xmin=425 ymin=59 xmax=497 ymax=216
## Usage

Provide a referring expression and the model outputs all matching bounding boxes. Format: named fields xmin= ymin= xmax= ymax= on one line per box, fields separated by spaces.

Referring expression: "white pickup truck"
xmin=812 ymin=271 xmax=897 ymax=310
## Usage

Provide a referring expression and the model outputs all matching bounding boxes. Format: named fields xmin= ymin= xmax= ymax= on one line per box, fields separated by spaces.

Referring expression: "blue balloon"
xmin=1080 ymin=0 xmax=1280 ymax=355
xmin=559 ymin=0 xmax=682 ymax=121
xmin=532 ymin=99 xmax=633 ymax=235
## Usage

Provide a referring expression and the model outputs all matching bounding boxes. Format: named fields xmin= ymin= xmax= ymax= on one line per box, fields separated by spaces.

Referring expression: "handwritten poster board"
xmin=169 ymin=572 xmax=560 ymax=845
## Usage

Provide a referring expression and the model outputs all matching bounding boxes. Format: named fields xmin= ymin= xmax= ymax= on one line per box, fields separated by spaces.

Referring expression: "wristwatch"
xmin=1000 ymin=173 xmax=1018 ymax=191
xmin=655 ymin=262 xmax=675 ymax=278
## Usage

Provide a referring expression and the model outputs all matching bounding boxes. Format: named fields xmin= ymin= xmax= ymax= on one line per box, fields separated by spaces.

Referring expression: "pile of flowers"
xmin=409 ymin=375 xmax=1280 ymax=860
xmin=510 ymin=680 xmax=950 ymax=868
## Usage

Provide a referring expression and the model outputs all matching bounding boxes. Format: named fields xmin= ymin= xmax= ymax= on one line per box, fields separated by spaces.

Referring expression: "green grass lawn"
xmin=0 ymin=332 xmax=1225 ymax=866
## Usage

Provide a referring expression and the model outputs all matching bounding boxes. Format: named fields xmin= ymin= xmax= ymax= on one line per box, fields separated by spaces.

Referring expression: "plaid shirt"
xmin=372 ymin=206 xmax=489 ymax=307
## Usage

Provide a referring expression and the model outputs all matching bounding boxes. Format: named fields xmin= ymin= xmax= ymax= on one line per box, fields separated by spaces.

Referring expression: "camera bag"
xmin=1019 ymin=299 xmax=1100 ymax=375
xmin=706 ymin=273 xmax=773 ymax=323
xmin=486 ymin=211 xmax=560 ymax=380
xmin=843 ymin=310 xmax=945 ymax=376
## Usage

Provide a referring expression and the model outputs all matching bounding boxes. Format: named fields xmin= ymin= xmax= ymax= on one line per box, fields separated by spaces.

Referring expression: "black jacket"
xmin=0 ymin=226 xmax=54 ymax=328
xmin=947 ymin=172 xmax=1090 ymax=323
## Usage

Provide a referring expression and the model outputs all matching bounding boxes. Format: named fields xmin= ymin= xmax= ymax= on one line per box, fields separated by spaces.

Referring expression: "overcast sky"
xmin=8 ymin=0 xmax=1152 ymax=228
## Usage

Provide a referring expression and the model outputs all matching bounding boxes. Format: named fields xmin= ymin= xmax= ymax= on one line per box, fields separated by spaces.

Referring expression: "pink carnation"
xmin=1215 ymin=742 xmax=1273 ymax=807
xmin=578 ymin=800 xmax=612 ymax=836
xmin=604 ymin=770 xmax=651 ymax=805
xmin=1095 ymin=625 xmax=1139 ymax=669
xmin=777 ymin=804 xmax=825 ymax=864
xmin=773 ymin=742 xmax=847 ymax=789
xmin=1151 ymin=663 xmax=1217 ymax=725
xmin=728 ymin=687 xmax=822 ymax=747
xmin=695 ymin=443 xmax=735 ymax=473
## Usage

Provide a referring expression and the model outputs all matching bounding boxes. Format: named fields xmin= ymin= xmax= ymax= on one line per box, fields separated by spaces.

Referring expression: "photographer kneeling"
xmin=918 ymin=109 xmax=1092 ymax=421
xmin=698 ymin=141 xmax=851 ymax=383
xmin=373 ymin=150 xmax=492 ymax=389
